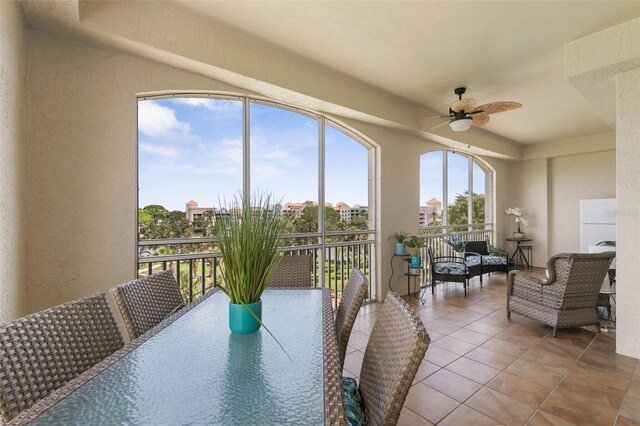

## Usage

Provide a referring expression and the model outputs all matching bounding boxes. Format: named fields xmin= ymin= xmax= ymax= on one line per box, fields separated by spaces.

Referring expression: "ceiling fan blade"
xmin=419 ymin=114 xmax=451 ymax=119
xmin=451 ymin=98 xmax=476 ymax=113
xmin=471 ymin=113 xmax=490 ymax=127
xmin=473 ymin=101 xmax=522 ymax=115
xmin=428 ymin=120 xmax=451 ymax=131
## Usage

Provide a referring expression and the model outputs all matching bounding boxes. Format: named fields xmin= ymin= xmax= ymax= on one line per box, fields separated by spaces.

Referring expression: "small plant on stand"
xmin=406 ymin=235 xmax=426 ymax=268
xmin=389 ymin=231 xmax=410 ymax=255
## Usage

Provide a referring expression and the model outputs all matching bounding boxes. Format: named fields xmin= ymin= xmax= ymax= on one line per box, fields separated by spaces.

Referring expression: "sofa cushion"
xmin=433 ymin=262 xmax=468 ymax=275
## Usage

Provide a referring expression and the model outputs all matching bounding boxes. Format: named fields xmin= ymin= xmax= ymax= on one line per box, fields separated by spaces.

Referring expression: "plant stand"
xmin=389 ymin=254 xmax=424 ymax=299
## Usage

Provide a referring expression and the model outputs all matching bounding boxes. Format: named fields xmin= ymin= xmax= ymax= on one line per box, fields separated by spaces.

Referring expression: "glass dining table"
xmin=10 ymin=288 xmax=346 ymax=426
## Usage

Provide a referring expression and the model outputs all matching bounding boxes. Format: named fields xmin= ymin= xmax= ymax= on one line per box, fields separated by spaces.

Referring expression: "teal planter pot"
xmin=229 ymin=300 xmax=262 ymax=334
xmin=410 ymin=255 xmax=422 ymax=267
xmin=395 ymin=243 xmax=407 ymax=256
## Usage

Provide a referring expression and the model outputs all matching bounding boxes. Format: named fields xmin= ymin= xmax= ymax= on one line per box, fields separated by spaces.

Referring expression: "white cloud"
xmin=171 ymin=98 xmax=242 ymax=114
xmin=139 ymin=143 xmax=180 ymax=159
xmin=138 ymin=101 xmax=193 ymax=140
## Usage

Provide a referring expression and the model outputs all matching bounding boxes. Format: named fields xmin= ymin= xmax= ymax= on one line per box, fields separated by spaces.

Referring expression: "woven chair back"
xmin=0 ymin=293 xmax=124 ymax=422
xmin=464 ymin=241 xmax=489 ymax=255
xmin=358 ymin=292 xmax=430 ymax=425
xmin=547 ymin=252 xmax=615 ymax=309
xmin=111 ymin=270 xmax=185 ymax=340
xmin=267 ymin=254 xmax=312 ymax=288
xmin=335 ymin=269 xmax=369 ymax=369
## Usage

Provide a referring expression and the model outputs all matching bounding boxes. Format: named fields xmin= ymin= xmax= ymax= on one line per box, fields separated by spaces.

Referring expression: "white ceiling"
xmin=166 ymin=1 xmax=640 ymax=144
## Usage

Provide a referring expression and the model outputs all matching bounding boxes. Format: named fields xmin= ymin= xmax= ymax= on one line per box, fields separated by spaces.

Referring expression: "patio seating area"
xmin=1 ymin=1 xmax=640 ymax=424
xmin=345 ymin=274 xmax=640 ymax=425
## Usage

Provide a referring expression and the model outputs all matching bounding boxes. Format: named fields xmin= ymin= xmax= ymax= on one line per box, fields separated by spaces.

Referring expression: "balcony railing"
xmin=137 ymin=231 xmax=376 ymax=309
xmin=417 ymin=224 xmax=494 ymax=285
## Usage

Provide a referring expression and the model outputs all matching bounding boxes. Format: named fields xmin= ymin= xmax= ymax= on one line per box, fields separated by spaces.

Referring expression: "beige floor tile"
xmin=347 ymin=331 xmax=369 ymax=351
xmin=467 ymin=387 xmax=537 ymax=426
xmin=465 ymin=320 xmax=508 ymax=336
xmin=521 ymin=339 xmax=583 ymax=370
xmin=505 ymin=359 xmax=567 ymax=390
xmin=423 ymin=368 xmax=483 ymax=402
xmin=445 ymin=357 xmax=501 ymax=385
xmin=425 ymin=329 xmax=445 ymax=342
xmin=397 ymin=407 xmax=433 ymax=426
xmin=439 ymin=404 xmax=504 ymax=426
xmin=482 ymin=335 xmax=537 ymax=358
xmin=616 ymin=415 xmax=640 ymax=426
xmin=619 ymin=380 xmax=640 ymax=422
xmin=450 ymin=327 xmax=493 ymax=345
xmin=413 ymin=359 xmax=440 ymax=383
xmin=527 ymin=410 xmax=577 ymax=425
xmin=578 ymin=337 xmax=638 ymax=378
xmin=404 ymin=382 xmax=460 ymax=424
xmin=540 ymin=363 xmax=628 ymax=425
xmin=343 ymin=350 xmax=364 ymax=377
xmin=439 ymin=310 xmax=486 ymax=327
xmin=541 ymin=333 xmax=591 ymax=350
xmin=432 ymin=335 xmax=477 ymax=356
xmin=465 ymin=347 xmax=518 ymax=370
xmin=423 ymin=345 xmax=460 ymax=367
xmin=424 ymin=319 xmax=460 ymax=335
xmin=466 ymin=303 xmax=500 ymax=315
xmin=488 ymin=372 xmax=552 ymax=407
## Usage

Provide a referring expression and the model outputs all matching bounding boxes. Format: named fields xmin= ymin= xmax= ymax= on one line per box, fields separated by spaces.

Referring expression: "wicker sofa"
xmin=507 ymin=252 xmax=615 ymax=337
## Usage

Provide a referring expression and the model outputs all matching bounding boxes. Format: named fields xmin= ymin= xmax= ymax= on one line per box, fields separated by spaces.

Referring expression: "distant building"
xmin=185 ymin=200 xmax=232 ymax=222
xmin=420 ymin=198 xmax=442 ymax=226
xmin=334 ymin=202 xmax=368 ymax=222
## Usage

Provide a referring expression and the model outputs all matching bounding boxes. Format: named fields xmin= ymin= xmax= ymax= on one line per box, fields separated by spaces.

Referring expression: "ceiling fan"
xmin=425 ymin=87 xmax=522 ymax=132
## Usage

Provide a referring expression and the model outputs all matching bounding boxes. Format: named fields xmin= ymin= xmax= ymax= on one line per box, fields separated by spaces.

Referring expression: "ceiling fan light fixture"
xmin=449 ymin=118 xmax=472 ymax=132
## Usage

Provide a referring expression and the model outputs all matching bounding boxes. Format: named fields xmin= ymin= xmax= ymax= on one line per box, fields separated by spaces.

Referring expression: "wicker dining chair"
xmin=349 ymin=291 xmax=430 ymax=425
xmin=267 ymin=254 xmax=313 ymax=288
xmin=0 ymin=292 xmax=124 ymax=422
xmin=507 ymin=252 xmax=615 ymax=337
xmin=111 ymin=269 xmax=185 ymax=340
xmin=335 ymin=269 xmax=369 ymax=369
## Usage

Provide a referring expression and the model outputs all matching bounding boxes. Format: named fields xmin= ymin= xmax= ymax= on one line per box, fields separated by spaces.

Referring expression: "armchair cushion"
xmin=466 ymin=255 xmax=507 ymax=266
xmin=433 ymin=262 xmax=468 ymax=275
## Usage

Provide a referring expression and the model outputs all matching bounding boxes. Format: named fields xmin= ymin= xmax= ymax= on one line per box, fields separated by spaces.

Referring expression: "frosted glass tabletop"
xmin=30 ymin=289 xmax=326 ymax=425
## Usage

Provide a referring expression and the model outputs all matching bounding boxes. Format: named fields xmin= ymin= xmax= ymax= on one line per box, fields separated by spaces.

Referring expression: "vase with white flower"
xmin=505 ymin=207 xmax=528 ymax=239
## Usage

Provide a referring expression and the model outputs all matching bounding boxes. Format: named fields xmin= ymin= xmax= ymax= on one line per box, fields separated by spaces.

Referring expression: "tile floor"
xmin=343 ymin=272 xmax=639 ymax=425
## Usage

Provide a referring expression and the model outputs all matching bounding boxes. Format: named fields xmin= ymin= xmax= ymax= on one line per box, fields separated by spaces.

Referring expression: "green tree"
xmin=446 ymin=192 xmax=485 ymax=226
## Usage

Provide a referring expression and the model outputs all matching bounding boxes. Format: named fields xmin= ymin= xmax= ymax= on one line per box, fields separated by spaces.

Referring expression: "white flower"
xmin=505 ymin=207 xmax=528 ymax=227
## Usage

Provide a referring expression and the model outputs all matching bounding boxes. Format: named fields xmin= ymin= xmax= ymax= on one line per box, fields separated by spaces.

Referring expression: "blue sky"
xmin=138 ymin=98 xmax=369 ymax=211
xmin=420 ymin=151 xmax=486 ymax=206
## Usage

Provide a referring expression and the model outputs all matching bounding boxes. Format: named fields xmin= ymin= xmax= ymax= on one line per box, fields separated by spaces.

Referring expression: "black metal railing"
xmin=137 ymin=231 xmax=376 ymax=309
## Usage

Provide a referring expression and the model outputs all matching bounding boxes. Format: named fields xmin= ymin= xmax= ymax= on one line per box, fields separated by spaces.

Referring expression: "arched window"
xmin=420 ymin=150 xmax=493 ymax=235
xmin=137 ymin=94 xmax=376 ymax=303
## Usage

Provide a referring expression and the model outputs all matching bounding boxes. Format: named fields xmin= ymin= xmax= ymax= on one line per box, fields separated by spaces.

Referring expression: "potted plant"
xmin=505 ymin=207 xmax=528 ymax=239
xmin=389 ymin=231 xmax=410 ymax=255
xmin=213 ymin=192 xmax=285 ymax=334
xmin=444 ymin=233 xmax=465 ymax=255
xmin=406 ymin=235 xmax=426 ymax=268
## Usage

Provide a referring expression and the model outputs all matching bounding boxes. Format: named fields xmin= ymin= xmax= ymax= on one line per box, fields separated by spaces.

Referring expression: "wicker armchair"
xmin=335 ymin=269 xmax=369 ymax=369
xmin=507 ymin=252 xmax=615 ymax=337
xmin=111 ymin=270 xmax=185 ymax=340
xmin=358 ymin=292 xmax=430 ymax=425
xmin=0 ymin=293 xmax=124 ymax=422
xmin=267 ymin=254 xmax=312 ymax=288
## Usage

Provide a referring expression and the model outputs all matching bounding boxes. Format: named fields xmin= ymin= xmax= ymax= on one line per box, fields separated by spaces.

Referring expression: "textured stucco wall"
xmin=0 ymin=1 xmax=27 ymax=323
xmin=507 ymin=159 xmax=549 ymax=267
xmin=615 ymin=68 xmax=640 ymax=359
xmin=548 ymin=150 xmax=616 ymax=255
xmin=25 ymin=31 xmax=254 ymax=312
